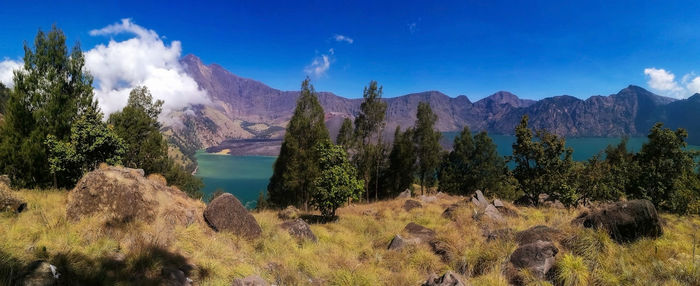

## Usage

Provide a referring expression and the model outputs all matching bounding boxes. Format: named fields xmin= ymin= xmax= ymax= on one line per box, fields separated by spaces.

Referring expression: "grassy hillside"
xmin=1 ymin=189 xmax=699 ymax=285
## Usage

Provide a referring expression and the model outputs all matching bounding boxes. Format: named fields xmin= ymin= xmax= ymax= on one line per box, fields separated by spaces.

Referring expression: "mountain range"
xmin=163 ymin=55 xmax=700 ymax=158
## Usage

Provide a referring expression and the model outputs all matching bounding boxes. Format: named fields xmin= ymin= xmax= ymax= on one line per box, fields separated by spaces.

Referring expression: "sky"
xmin=2 ymin=0 xmax=700 ymax=111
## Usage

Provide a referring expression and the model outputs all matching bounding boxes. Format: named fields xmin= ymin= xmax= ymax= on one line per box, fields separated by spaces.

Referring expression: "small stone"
xmin=280 ymin=218 xmax=317 ymax=242
xmin=397 ymin=189 xmax=412 ymax=198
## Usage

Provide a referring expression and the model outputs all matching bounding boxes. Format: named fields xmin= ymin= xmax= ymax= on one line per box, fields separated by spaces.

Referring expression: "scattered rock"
xmin=0 ymin=186 xmax=27 ymax=213
xmin=508 ymin=241 xmax=558 ymax=283
xmin=66 ymin=166 xmax=205 ymax=228
xmin=515 ymin=225 xmax=559 ymax=245
xmin=232 ymin=275 xmax=269 ymax=286
xmin=573 ymin=199 xmax=663 ymax=243
xmin=397 ymin=189 xmax=412 ymax=199
xmin=493 ymin=199 xmax=504 ymax=208
xmin=544 ymin=200 xmax=565 ymax=209
xmin=430 ymin=239 xmax=457 ymax=263
xmin=403 ymin=199 xmax=423 ymax=211
xmin=0 ymin=174 xmax=10 ymax=186
xmin=403 ymin=222 xmax=436 ymax=241
xmin=475 ymin=190 xmax=488 ymax=206
xmin=419 ymin=195 xmax=437 ymax=203
xmin=422 ymin=271 xmax=466 ymax=286
xmin=277 ymin=205 xmax=300 ymax=220
xmin=442 ymin=200 xmax=469 ymax=220
xmin=162 ymin=266 xmax=191 ymax=286
xmin=204 ymin=193 xmax=262 ymax=239
xmin=20 ymin=260 xmax=60 ymax=286
xmin=361 ymin=209 xmax=377 ymax=216
xmin=387 ymin=234 xmax=421 ymax=250
xmin=280 ymin=218 xmax=317 ymax=242
xmin=484 ymin=228 xmax=514 ymax=242
xmin=473 ymin=204 xmax=504 ymax=223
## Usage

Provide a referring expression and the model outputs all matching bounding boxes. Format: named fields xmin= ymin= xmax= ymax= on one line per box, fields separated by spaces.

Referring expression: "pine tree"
xmin=353 ymin=80 xmax=387 ymax=201
xmin=413 ymin=102 xmax=442 ymax=194
xmin=336 ymin=117 xmax=354 ymax=150
xmin=0 ymin=83 xmax=9 ymax=114
xmin=383 ymin=126 xmax=417 ymax=196
xmin=267 ymin=78 xmax=330 ymax=209
xmin=0 ymin=26 xmax=95 ymax=188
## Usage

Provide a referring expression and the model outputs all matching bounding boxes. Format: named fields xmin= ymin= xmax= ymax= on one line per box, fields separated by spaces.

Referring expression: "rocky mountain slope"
xmin=165 ymin=55 xmax=699 ymax=157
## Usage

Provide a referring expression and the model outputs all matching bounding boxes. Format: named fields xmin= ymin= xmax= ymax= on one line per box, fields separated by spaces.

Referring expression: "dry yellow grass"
xmin=1 ymin=189 xmax=700 ymax=285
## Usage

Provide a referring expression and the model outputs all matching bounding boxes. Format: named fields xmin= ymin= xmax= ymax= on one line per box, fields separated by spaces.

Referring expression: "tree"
xmin=336 ymin=117 xmax=354 ymax=150
xmin=267 ymin=78 xmax=330 ymax=209
xmin=0 ymin=26 xmax=95 ymax=188
xmin=630 ymin=123 xmax=700 ymax=213
xmin=109 ymin=86 xmax=202 ymax=198
xmin=413 ymin=102 xmax=442 ymax=194
xmin=510 ymin=115 xmax=577 ymax=207
xmin=45 ymin=106 xmax=125 ymax=187
xmin=383 ymin=126 xmax=417 ymax=197
xmin=311 ymin=142 xmax=363 ymax=219
xmin=353 ymin=80 xmax=388 ymax=201
xmin=0 ymin=83 xmax=9 ymax=114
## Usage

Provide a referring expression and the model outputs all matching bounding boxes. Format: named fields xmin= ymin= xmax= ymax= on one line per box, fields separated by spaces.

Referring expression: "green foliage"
xmin=352 ymin=80 xmax=388 ymax=201
xmin=382 ymin=126 xmax=417 ymax=197
xmin=630 ymin=123 xmax=700 ymax=214
xmin=311 ymin=142 xmax=364 ymax=218
xmin=45 ymin=106 xmax=125 ymax=187
xmin=413 ymin=102 xmax=442 ymax=194
xmin=268 ymin=78 xmax=330 ymax=209
xmin=336 ymin=117 xmax=354 ymax=149
xmin=0 ymin=83 xmax=9 ymax=114
xmin=0 ymin=26 xmax=95 ymax=188
xmin=510 ymin=115 xmax=577 ymax=207
xmin=255 ymin=191 xmax=270 ymax=210
xmin=438 ymin=126 xmax=510 ymax=198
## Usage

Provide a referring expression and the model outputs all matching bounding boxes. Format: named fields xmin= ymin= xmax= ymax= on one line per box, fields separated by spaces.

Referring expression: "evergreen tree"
xmin=311 ymin=141 xmax=364 ymax=219
xmin=438 ymin=126 xmax=474 ymax=194
xmin=0 ymin=26 xmax=95 ymax=188
xmin=267 ymin=78 xmax=330 ymax=209
xmin=353 ymin=80 xmax=387 ymax=201
xmin=0 ymin=83 xmax=9 ymax=114
xmin=413 ymin=102 xmax=442 ymax=194
xmin=383 ymin=126 xmax=417 ymax=197
xmin=336 ymin=117 xmax=354 ymax=149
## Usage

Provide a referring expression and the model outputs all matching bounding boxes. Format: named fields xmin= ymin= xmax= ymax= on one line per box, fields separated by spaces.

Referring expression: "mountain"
xmin=165 ymin=55 xmax=695 ymax=157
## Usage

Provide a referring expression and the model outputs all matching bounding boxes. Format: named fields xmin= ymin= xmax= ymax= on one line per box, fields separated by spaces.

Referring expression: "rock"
xmin=277 ymin=205 xmax=300 ymax=220
xmin=0 ymin=187 xmax=27 ymax=213
xmin=430 ymin=239 xmax=456 ymax=263
xmin=419 ymin=195 xmax=437 ymax=203
xmin=0 ymin=174 xmax=10 ymax=186
xmin=361 ymin=209 xmax=377 ymax=216
xmin=232 ymin=275 xmax=269 ymax=286
xmin=538 ymin=193 xmax=550 ymax=204
xmin=204 ymin=193 xmax=262 ymax=239
xmin=21 ymin=260 xmax=60 ymax=286
xmin=403 ymin=222 xmax=436 ymax=241
xmin=280 ymin=218 xmax=317 ymax=242
xmin=573 ymin=199 xmax=663 ymax=243
xmin=403 ymin=199 xmax=423 ymax=211
xmin=422 ymin=271 xmax=466 ymax=286
xmin=442 ymin=204 xmax=461 ymax=220
xmin=475 ymin=190 xmax=488 ymax=205
xmin=387 ymin=234 xmax=421 ymax=250
xmin=484 ymin=228 xmax=514 ymax=242
xmin=515 ymin=225 xmax=559 ymax=245
xmin=66 ymin=166 xmax=205 ymax=228
xmin=473 ymin=204 xmax=504 ymax=223
xmin=508 ymin=241 xmax=558 ymax=282
xmin=162 ymin=266 xmax=191 ymax=286
xmin=544 ymin=199 xmax=565 ymax=209
xmin=397 ymin=189 xmax=412 ymax=199
xmin=493 ymin=199 xmax=504 ymax=208
xmin=513 ymin=195 xmax=536 ymax=206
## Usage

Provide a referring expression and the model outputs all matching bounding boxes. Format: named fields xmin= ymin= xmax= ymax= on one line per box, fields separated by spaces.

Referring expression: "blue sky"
xmin=2 ymin=0 xmax=700 ymax=101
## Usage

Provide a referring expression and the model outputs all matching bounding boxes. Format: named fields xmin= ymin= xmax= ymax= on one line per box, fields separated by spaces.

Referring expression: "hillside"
xmin=2 ymin=187 xmax=699 ymax=285
xmin=167 ymin=55 xmax=700 ymax=157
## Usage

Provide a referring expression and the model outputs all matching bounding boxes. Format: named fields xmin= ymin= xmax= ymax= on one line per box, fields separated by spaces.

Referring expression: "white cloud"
xmin=0 ymin=59 xmax=22 ymax=87
xmin=304 ymin=49 xmax=333 ymax=78
xmin=85 ymin=18 xmax=209 ymax=118
xmin=333 ymin=34 xmax=353 ymax=44
xmin=644 ymin=67 xmax=700 ymax=99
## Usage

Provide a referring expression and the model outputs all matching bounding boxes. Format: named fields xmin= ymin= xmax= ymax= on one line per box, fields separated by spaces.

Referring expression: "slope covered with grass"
xmin=1 ymin=189 xmax=699 ymax=285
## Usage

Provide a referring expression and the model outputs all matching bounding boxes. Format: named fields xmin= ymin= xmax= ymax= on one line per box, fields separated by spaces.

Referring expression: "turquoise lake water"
xmin=195 ymin=135 xmax=698 ymax=208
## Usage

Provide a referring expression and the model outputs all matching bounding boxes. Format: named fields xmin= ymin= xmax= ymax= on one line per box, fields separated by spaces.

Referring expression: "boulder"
xmin=429 ymin=239 xmax=456 ymax=263
xmin=473 ymin=204 xmax=504 ymax=223
xmin=515 ymin=225 xmax=559 ymax=245
xmin=1 ymin=187 xmax=27 ymax=214
xmin=403 ymin=222 xmax=436 ymax=241
xmin=277 ymin=205 xmax=300 ymax=220
xmin=442 ymin=200 xmax=469 ymax=220
xmin=280 ymin=218 xmax=317 ymax=242
xmin=204 ymin=193 xmax=262 ymax=239
xmin=493 ymin=199 xmax=504 ymax=208
xmin=66 ymin=166 xmax=205 ymax=228
xmin=232 ymin=275 xmax=269 ymax=286
xmin=508 ymin=241 xmax=558 ymax=282
xmin=397 ymin=189 xmax=412 ymax=199
xmin=387 ymin=234 xmax=421 ymax=250
xmin=403 ymin=199 xmax=423 ymax=211
xmin=0 ymin=174 xmax=10 ymax=186
xmin=475 ymin=190 xmax=488 ymax=206
xmin=419 ymin=195 xmax=437 ymax=203
xmin=573 ymin=199 xmax=663 ymax=243
xmin=422 ymin=271 xmax=466 ymax=286
xmin=21 ymin=260 xmax=60 ymax=286
xmin=162 ymin=266 xmax=192 ymax=286
xmin=484 ymin=228 xmax=514 ymax=242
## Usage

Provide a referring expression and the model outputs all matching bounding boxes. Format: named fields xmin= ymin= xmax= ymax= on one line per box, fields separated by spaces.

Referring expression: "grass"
xmin=1 ymin=188 xmax=700 ymax=285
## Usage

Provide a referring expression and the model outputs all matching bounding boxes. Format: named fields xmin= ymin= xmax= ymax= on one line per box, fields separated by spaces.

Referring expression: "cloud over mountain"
xmin=644 ymin=67 xmax=700 ymax=99
xmin=0 ymin=58 xmax=22 ymax=87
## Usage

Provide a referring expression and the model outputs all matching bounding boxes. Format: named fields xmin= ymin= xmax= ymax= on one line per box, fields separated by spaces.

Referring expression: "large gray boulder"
xmin=508 ymin=240 xmax=558 ymax=283
xmin=204 ymin=193 xmax=262 ymax=239
xmin=403 ymin=222 xmax=436 ymax=241
xmin=515 ymin=225 xmax=559 ymax=245
xmin=573 ymin=199 xmax=663 ymax=243
xmin=387 ymin=234 xmax=421 ymax=250
xmin=280 ymin=218 xmax=317 ymax=242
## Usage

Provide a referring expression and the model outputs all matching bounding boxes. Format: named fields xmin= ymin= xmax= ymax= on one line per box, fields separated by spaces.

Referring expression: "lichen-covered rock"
xmin=422 ymin=271 xmax=466 ymax=286
xmin=204 ymin=193 xmax=262 ymax=239
xmin=573 ymin=199 xmax=663 ymax=243
xmin=280 ymin=218 xmax=317 ymax=242
xmin=403 ymin=199 xmax=423 ymax=211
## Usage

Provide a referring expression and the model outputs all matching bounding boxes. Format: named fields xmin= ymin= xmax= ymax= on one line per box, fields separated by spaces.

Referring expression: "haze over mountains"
xmin=164 ymin=55 xmax=700 ymax=156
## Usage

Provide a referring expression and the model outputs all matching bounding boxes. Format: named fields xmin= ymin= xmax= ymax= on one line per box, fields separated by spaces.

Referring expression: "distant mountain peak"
xmin=476 ymin=91 xmax=535 ymax=108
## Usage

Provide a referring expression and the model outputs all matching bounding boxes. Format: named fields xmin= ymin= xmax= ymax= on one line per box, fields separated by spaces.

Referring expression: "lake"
xmin=195 ymin=135 xmax=698 ymax=208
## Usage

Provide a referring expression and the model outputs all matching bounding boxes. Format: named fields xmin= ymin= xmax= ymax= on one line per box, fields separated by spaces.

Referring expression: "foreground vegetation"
xmin=2 ymin=188 xmax=699 ymax=285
